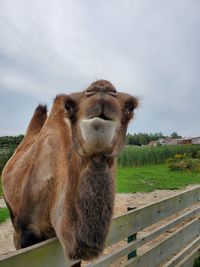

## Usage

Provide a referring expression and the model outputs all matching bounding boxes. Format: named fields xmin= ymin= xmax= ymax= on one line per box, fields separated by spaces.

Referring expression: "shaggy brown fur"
xmin=2 ymin=80 xmax=138 ymax=265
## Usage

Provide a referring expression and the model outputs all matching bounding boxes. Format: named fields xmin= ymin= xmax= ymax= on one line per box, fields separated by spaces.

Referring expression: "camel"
xmin=2 ymin=80 xmax=138 ymax=265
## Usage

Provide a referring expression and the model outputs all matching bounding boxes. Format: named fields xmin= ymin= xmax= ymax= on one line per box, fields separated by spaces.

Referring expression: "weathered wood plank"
xmin=90 ymin=204 xmax=200 ymax=267
xmin=0 ymin=238 xmax=80 ymax=267
xmin=125 ymin=218 xmax=200 ymax=267
xmin=162 ymin=235 xmax=200 ymax=267
xmin=137 ymin=205 xmax=200 ymax=248
xmin=106 ymin=186 xmax=200 ymax=247
xmin=86 ymin=241 xmax=137 ymax=267
xmin=177 ymin=246 xmax=200 ymax=267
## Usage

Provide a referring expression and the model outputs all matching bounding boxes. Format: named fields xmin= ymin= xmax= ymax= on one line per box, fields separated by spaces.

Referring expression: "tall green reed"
xmin=118 ymin=145 xmax=200 ymax=167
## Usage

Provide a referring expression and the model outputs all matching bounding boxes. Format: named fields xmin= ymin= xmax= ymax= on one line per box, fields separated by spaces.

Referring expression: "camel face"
xmin=64 ymin=80 xmax=138 ymax=157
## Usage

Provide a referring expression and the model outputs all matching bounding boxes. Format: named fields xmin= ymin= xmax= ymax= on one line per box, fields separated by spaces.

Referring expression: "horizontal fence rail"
xmin=125 ymin=218 xmax=200 ymax=267
xmin=0 ymin=186 xmax=200 ymax=267
xmin=162 ymin=235 xmax=200 ymax=267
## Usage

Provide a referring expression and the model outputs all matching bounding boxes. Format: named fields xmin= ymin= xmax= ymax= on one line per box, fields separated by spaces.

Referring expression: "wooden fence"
xmin=0 ymin=186 xmax=200 ymax=267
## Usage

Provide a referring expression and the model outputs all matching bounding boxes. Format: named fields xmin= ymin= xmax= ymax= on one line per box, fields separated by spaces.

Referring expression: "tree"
xmin=170 ymin=132 xmax=182 ymax=139
xmin=126 ymin=132 xmax=165 ymax=146
xmin=0 ymin=135 xmax=24 ymax=146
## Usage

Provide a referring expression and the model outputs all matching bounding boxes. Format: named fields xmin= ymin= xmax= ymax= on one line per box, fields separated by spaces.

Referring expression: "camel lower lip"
xmin=80 ymin=118 xmax=118 ymax=146
xmin=81 ymin=117 xmax=117 ymax=130
xmin=88 ymin=117 xmax=115 ymax=122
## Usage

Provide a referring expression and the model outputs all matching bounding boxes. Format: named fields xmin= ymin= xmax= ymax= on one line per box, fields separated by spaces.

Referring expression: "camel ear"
xmin=124 ymin=97 xmax=138 ymax=116
xmin=119 ymin=93 xmax=138 ymax=121
xmin=64 ymin=96 xmax=77 ymax=121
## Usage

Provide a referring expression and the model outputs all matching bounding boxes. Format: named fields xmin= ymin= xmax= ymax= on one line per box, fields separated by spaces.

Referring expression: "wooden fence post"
xmin=127 ymin=206 xmax=137 ymax=260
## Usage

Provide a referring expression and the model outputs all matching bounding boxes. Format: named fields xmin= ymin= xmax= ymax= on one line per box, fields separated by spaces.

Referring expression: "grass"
xmin=0 ymin=208 xmax=9 ymax=223
xmin=116 ymin=164 xmax=200 ymax=193
xmin=118 ymin=145 xmax=200 ymax=167
xmin=0 ymin=144 xmax=199 ymax=222
xmin=0 ymin=164 xmax=200 ymax=197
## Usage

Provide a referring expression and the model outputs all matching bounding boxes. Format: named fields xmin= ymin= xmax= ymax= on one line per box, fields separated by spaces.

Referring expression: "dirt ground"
xmin=0 ymin=185 xmax=199 ymax=265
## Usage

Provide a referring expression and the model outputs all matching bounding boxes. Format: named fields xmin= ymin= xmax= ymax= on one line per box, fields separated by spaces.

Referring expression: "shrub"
xmin=166 ymin=152 xmax=200 ymax=173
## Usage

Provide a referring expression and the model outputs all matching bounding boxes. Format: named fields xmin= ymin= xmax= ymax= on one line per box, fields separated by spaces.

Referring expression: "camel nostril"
xmin=85 ymin=80 xmax=118 ymax=98
xmin=85 ymin=88 xmax=117 ymax=98
xmin=85 ymin=91 xmax=96 ymax=97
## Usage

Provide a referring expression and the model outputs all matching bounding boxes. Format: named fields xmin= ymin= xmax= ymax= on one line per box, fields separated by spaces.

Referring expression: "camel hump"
xmin=25 ymin=104 xmax=47 ymax=138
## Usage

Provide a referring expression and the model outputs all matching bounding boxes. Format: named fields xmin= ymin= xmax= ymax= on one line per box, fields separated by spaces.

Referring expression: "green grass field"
xmin=0 ymin=142 xmax=200 ymax=224
xmin=0 ymin=164 xmax=200 ymax=196
xmin=0 ymin=208 xmax=9 ymax=223
xmin=116 ymin=164 xmax=200 ymax=193
xmin=0 ymin=164 xmax=200 ymax=223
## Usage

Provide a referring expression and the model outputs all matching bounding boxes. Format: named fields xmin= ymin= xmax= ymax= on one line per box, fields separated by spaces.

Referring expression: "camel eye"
xmin=124 ymin=101 xmax=134 ymax=115
xmin=64 ymin=98 xmax=77 ymax=120
xmin=65 ymin=100 xmax=75 ymax=112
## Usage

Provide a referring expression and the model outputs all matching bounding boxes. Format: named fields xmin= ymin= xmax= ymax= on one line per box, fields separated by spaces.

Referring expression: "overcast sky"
xmin=0 ymin=0 xmax=199 ymax=137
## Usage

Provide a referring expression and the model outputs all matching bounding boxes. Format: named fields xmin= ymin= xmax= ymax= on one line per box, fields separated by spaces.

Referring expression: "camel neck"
xmin=66 ymin=154 xmax=115 ymax=260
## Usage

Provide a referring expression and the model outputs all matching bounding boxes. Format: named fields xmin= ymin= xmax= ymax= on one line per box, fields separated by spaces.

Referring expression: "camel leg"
xmin=13 ymin=230 xmax=21 ymax=249
xmin=4 ymin=198 xmax=21 ymax=249
xmin=19 ymin=227 xmax=47 ymax=248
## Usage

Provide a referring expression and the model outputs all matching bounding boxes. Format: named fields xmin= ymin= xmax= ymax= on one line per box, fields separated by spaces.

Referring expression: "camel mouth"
xmin=84 ymin=99 xmax=119 ymax=122
xmin=79 ymin=117 xmax=118 ymax=152
xmin=88 ymin=112 xmax=117 ymax=122
xmin=81 ymin=117 xmax=117 ymax=129
xmin=97 ymin=113 xmax=111 ymax=121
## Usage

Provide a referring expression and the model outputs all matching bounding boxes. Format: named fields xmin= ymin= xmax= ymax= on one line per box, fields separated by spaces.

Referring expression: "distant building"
xmin=191 ymin=137 xmax=200 ymax=145
xmin=148 ymin=136 xmax=200 ymax=146
xmin=178 ymin=138 xmax=192 ymax=145
xmin=178 ymin=137 xmax=200 ymax=145
xmin=157 ymin=137 xmax=179 ymax=146
xmin=148 ymin=141 xmax=157 ymax=147
xmin=164 ymin=138 xmax=179 ymax=146
xmin=157 ymin=138 xmax=166 ymax=145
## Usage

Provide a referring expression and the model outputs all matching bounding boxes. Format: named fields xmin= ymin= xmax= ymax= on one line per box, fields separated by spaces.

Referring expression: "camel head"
xmin=1 ymin=79 xmax=138 ymax=263
xmin=64 ymin=80 xmax=138 ymax=158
